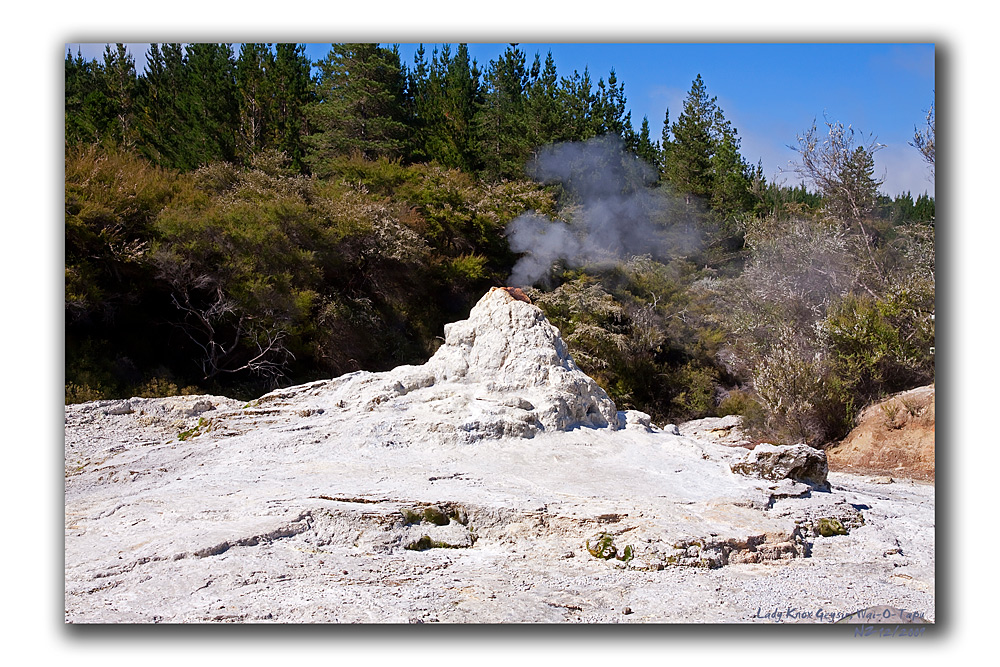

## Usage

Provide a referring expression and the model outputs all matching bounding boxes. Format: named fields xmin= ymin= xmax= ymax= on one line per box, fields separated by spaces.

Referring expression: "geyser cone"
xmin=255 ymin=287 xmax=622 ymax=441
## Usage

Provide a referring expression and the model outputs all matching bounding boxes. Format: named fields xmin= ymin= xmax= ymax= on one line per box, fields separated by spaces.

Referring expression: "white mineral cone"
xmin=262 ymin=287 xmax=621 ymax=440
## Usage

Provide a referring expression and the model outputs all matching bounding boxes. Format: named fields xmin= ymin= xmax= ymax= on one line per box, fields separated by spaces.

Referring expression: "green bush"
xmin=530 ymin=262 xmax=733 ymax=425
xmin=670 ymin=362 xmax=719 ymax=420
xmin=135 ymin=377 xmax=201 ymax=398
xmin=65 ymin=382 xmax=107 ymax=405
xmin=822 ymin=286 xmax=935 ymax=406
xmin=439 ymin=254 xmax=490 ymax=286
xmin=718 ymin=389 xmax=768 ymax=431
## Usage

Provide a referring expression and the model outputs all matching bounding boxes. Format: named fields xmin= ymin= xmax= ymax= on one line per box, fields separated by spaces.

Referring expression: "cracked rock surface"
xmin=64 ymin=288 xmax=934 ymax=623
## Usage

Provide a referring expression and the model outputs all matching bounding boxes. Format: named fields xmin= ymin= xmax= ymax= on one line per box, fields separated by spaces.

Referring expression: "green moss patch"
xmin=586 ymin=533 xmax=634 ymax=562
xmin=816 ymin=517 xmax=847 ymax=537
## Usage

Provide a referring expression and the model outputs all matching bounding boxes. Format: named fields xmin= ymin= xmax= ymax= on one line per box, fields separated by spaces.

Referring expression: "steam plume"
xmin=506 ymin=136 xmax=698 ymax=287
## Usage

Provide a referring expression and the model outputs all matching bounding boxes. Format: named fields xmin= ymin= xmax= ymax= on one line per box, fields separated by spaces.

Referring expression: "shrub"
xmin=439 ymin=254 xmax=490 ymax=286
xmin=65 ymin=382 xmax=106 ymax=405
xmin=529 ymin=262 xmax=733 ymax=425
xmin=712 ymin=209 xmax=934 ymax=445
xmin=670 ymin=362 xmax=719 ymax=420
xmin=135 ymin=377 xmax=201 ymax=398
xmin=821 ymin=286 xmax=935 ymax=405
xmin=718 ymin=389 xmax=767 ymax=427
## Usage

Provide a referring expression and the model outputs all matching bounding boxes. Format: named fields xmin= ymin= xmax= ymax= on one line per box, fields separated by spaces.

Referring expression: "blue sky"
xmin=66 ymin=42 xmax=935 ymax=196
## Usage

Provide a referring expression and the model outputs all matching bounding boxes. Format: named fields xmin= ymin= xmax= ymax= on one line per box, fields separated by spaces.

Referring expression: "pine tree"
xmin=663 ymin=74 xmax=715 ymax=200
xmin=269 ymin=44 xmax=315 ymax=170
xmin=405 ymin=43 xmax=441 ymax=162
xmin=405 ymin=44 xmax=433 ymax=161
xmin=594 ymin=68 xmax=630 ymax=140
xmin=440 ymin=44 xmax=482 ymax=171
xmin=527 ymin=51 xmax=561 ymax=148
xmin=101 ymin=44 xmax=138 ymax=147
xmin=235 ymin=43 xmax=275 ymax=163
xmin=185 ymin=43 xmax=239 ymax=166
xmin=835 ymin=145 xmax=881 ymax=222
xmin=406 ymin=44 xmax=481 ymax=170
xmin=660 ymin=74 xmax=754 ymax=220
xmin=790 ymin=118 xmax=887 ymax=278
xmin=134 ymin=43 xmax=201 ymax=169
xmin=791 ymin=118 xmax=885 ymax=225
xmin=557 ymin=67 xmax=596 ymax=142
xmin=709 ymin=130 xmax=752 ymax=220
xmin=659 ymin=108 xmax=672 ymax=170
xmin=134 ymin=43 xmax=166 ymax=158
xmin=634 ymin=115 xmax=661 ymax=170
xmin=65 ymin=47 xmax=105 ymax=145
xmin=913 ymin=192 xmax=935 ymax=224
xmin=474 ymin=44 xmax=532 ymax=180
xmin=307 ymin=43 xmax=409 ymax=169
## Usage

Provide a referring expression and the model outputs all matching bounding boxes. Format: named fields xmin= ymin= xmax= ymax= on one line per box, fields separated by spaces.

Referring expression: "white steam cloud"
xmin=506 ymin=136 xmax=698 ymax=287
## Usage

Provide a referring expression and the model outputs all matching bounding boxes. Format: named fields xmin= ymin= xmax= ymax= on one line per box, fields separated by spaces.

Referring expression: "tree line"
xmin=65 ymin=42 xmax=935 ymax=447
xmin=67 ymin=43 xmax=934 ymax=224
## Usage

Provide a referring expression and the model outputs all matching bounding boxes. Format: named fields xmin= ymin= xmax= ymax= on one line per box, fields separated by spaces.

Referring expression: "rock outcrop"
xmin=678 ymin=414 xmax=752 ymax=448
xmin=731 ymin=443 xmax=830 ymax=489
